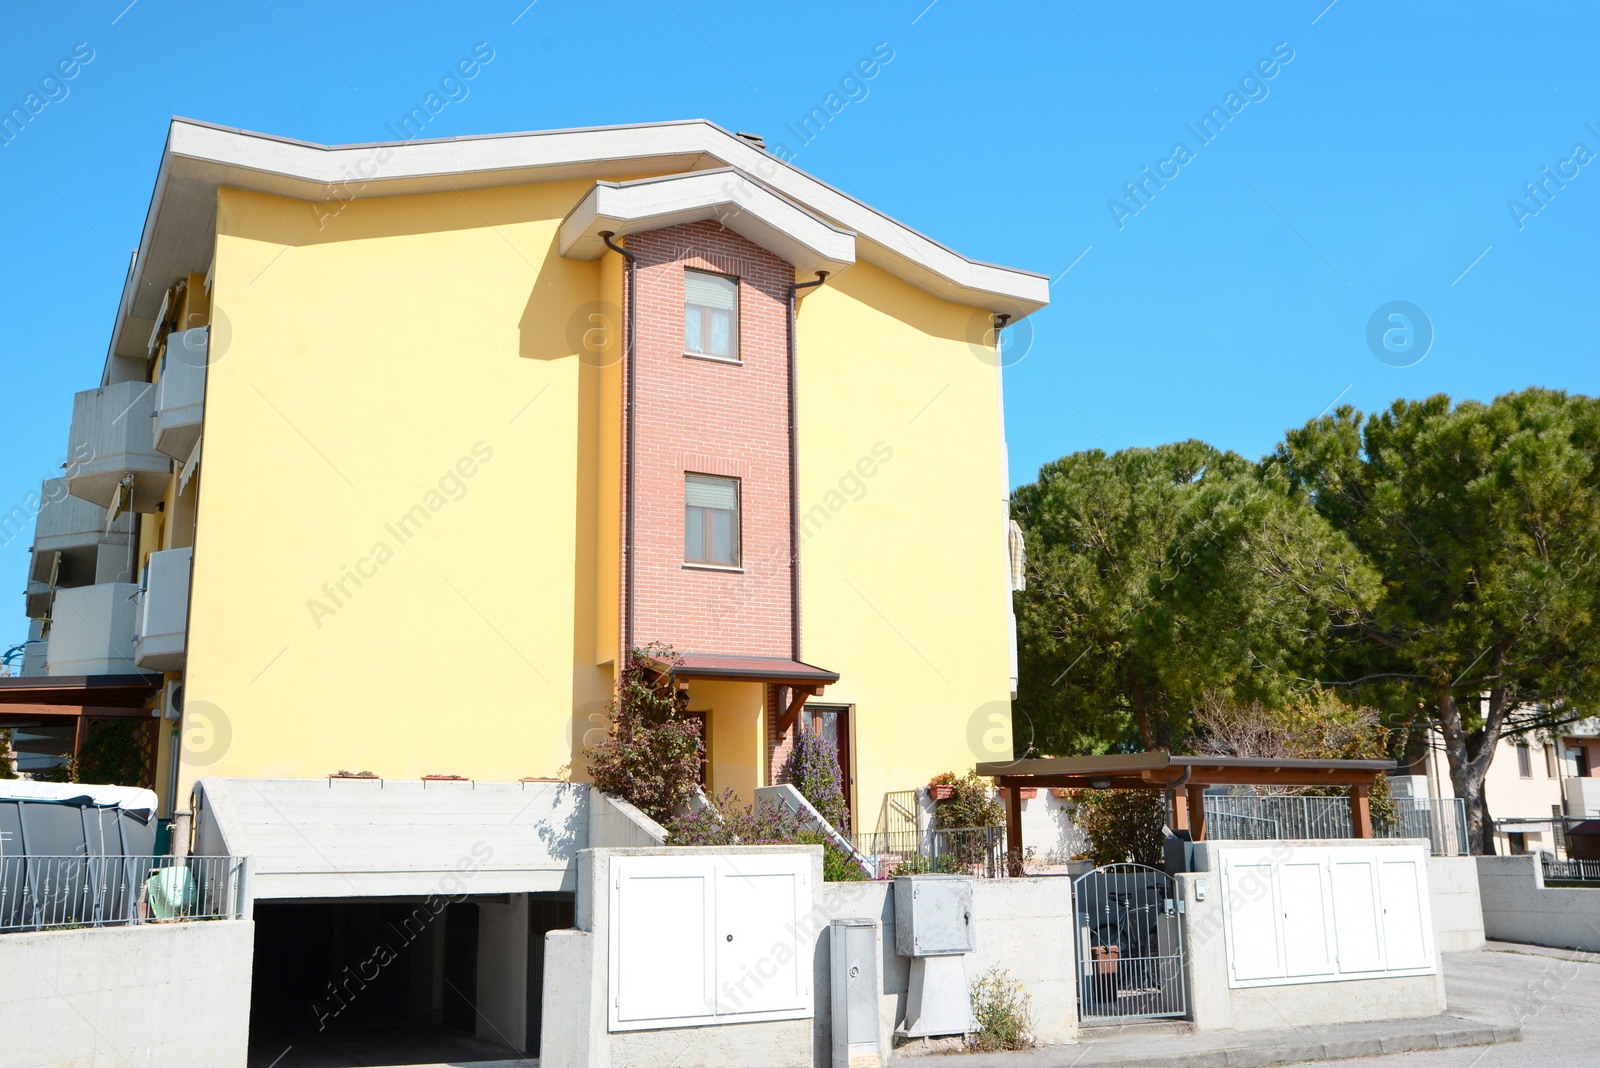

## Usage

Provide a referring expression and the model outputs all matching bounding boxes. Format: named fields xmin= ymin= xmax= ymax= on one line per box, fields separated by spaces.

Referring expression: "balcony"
xmin=65 ymin=381 xmax=172 ymax=513
xmin=134 ymin=547 xmax=192 ymax=672
xmin=20 ymin=620 xmax=47 ymax=677
xmin=153 ymin=327 xmax=207 ymax=462
xmin=1565 ymin=776 xmax=1600 ymax=818
xmin=45 ymin=582 xmax=140 ymax=676
xmin=29 ymin=478 xmax=136 ymax=586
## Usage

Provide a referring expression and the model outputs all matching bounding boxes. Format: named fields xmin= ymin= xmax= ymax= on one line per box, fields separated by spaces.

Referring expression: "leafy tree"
xmin=1275 ymin=389 xmax=1600 ymax=852
xmin=586 ymin=645 xmax=705 ymax=824
xmin=1013 ymin=442 xmax=1377 ymax=755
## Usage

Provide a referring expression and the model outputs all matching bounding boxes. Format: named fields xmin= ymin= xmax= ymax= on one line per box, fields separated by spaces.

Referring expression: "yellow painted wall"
xmin=177 ymin=181 xmax=1014 ymax=828
xmin=179 ymin=183 xmax=617 ymax=796
xmin=794 ymin=262 xmax=1013 ymax=833
xmin=687 ymin=679 xmax=765 ymax=805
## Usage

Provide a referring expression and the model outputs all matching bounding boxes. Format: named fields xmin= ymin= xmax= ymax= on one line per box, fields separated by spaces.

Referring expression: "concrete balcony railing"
xmin=45 ymin=582 xmax=140 ymax=676
xmin=134 ymin=547 xmax=192 ymax=672
xmin=65 ymin=382 xmax=172 ymax=513
xmin=1565 ymin=776 xmax=1600 ymax=819
xmin=153 ymin=328 xmax=207 ymax=462
xmin=29 ymin=478 xmax=136 ymax=586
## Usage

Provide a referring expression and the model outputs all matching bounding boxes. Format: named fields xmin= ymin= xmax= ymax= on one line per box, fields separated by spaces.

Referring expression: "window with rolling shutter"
xmin=684 ymin=269 xmax=739 ymax=360
xmin=685 ymin=474 xmax=740 ymax=567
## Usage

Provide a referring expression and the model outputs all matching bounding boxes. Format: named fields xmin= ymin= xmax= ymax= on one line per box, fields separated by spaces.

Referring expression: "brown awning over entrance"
xmin=978 ymin=751 xmax=1394 ymax=852
xmin=642 ymin=654 xmax=839 ymax=737
xmin=645 ymin=653 xmax=839 ymax=687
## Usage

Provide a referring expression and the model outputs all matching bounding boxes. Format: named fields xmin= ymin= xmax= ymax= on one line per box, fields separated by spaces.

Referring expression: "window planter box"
xmin=929 ymin=784 xmax=956 ymax=800
xmin=1016 ymin=788 xmax=1038 ymax=800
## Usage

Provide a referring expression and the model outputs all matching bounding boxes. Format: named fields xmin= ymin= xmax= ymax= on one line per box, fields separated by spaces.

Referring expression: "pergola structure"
xmin=0 ymin=673 xmax=164 ymax=788
xmin=977 ymin=751 xmax=1394 ymax=860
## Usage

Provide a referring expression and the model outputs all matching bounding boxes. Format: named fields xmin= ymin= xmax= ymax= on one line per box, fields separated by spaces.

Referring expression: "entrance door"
xmin=807 ymin=705 xmax=852 ymax=830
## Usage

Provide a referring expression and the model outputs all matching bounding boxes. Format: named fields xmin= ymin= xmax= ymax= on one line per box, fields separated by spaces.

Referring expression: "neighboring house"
xmin=1394 ymin=717 xmax=1600 ymax=855
xmin=2 ymin=117 xmax=1045 ymax=840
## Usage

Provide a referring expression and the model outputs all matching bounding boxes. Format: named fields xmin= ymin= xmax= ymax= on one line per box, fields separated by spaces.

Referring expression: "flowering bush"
xmin=782 ymin=726 xmax=848 ymax=831
xmin=969 ymin=967 xmax=1035 ymax=1051
xmin=586 ymin=645 xmax=704 ymax=824
xmin=930 ymin=769 xmax=1004 ymax=830
xmin=1070 ymin=789 xmax=1166 ymax=867
xmin=667 ymin=789 xmax=869 ymax=882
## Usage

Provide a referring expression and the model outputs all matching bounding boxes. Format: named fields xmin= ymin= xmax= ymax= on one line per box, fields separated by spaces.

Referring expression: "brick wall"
xmin=622 ymin=221 xmax=794 ymax=658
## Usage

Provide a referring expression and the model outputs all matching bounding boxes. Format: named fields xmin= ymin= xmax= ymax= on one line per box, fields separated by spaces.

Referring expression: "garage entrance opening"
xmin=248 ymin=893 xmax=572 ymax=1067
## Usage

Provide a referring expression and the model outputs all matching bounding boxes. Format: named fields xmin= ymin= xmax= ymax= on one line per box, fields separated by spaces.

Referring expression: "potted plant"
xmin=1050 ymin=788 xmax=1073 ymax=799
xmin=928 ymin=771 xmax=958 ymax=800
xmin=1017 ymin=787 xmax=1038 ymax=800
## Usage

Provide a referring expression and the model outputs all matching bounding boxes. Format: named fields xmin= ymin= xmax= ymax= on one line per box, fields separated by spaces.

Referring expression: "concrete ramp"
xmin=194 ymin=776 xmax=587 ymax=899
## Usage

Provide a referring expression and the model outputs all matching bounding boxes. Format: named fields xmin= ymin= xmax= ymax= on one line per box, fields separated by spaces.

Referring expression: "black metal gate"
xmin=1072 ymin=863 xmax=1186 ymax=1023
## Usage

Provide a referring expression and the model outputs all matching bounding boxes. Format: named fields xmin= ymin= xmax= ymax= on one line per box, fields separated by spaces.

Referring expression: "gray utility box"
xmin=894 ymin=874 xmax=975 ymax=957
xmin=830 ymin=918 xmax=882 ymax=1068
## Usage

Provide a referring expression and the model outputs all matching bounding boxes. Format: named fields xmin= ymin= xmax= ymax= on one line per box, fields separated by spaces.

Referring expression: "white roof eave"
xmin=557 ymin=169 xmax=856 ymax=279
xmin=106 ymin=118 xmax=1049 ymax=366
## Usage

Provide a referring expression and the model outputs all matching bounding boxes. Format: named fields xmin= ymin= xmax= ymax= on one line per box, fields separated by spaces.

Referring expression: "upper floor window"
xmin=685 ymin=473 xmax=740 ymax=567
xmin=1516 ymin=744 xmax=1532 ymax=778
xmin=684 ymin=270 xmax=739 ymax=360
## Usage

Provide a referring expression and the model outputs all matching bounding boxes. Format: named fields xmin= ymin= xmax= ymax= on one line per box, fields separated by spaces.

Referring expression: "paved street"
xmin=957 ymin=941 xmax=1594 ymax=1068
xmin=1313 ymin=942 xmax=1598 ymax=1068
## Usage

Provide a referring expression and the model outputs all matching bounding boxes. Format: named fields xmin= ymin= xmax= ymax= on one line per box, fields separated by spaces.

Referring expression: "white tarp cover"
xmin=0 ymin=780 xmax=158 ymax=815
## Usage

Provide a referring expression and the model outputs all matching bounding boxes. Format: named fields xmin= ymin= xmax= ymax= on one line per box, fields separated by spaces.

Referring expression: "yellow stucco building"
xmin=10 ymin=118 xmax=1047 ymax=835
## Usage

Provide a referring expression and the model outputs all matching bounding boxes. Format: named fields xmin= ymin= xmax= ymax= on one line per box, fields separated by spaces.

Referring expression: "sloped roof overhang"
xmin=105 ymin=118 xmax=1049 ymax=375
xmin=558 ymin=169 xmax=856 ymax=279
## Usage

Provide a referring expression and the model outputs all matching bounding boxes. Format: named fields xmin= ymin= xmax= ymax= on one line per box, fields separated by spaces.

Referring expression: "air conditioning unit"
xmin=162 ymin=680 xmax=184 ymax=721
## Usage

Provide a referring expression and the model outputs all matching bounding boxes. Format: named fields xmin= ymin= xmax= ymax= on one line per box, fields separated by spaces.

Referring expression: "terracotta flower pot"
xmin=1091 ymin=944 xmax=1121 ymax=975
xmin=1017 ymin=788 xmax=1038 ymax=800
xmin=929 ymin=784 xmax=956 ymax=800
xmin=1050 ymin=788 xmax=1073 ymax=799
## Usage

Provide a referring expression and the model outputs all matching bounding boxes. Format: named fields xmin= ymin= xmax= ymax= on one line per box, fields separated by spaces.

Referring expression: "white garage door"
xmin=609 ymin=853 xmax=813 ymax=1030
xmin=1220 ymin=844 xmax=1435 ymax=988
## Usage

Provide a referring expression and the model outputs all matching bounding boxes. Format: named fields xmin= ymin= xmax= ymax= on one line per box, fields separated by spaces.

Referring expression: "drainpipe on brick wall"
xmin=786 ymin=271 xmax=828 ymax=662
xmin=601 ymin=232 xmax=639 ymax=656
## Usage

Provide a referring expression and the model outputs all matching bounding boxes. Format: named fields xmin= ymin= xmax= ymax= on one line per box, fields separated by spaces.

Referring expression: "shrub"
xmin=969 ymin=967 xmax=1034 ymax=1051
xmin=1070 ymin=789 xmax=1166 ymax=867
xmin=783 ymin=726 xmax=848 ymax=831
xmin=586 ymin=645 xmax=704 ymax=824
xmin=931 ymin=769 xmax=1004 ymax=830
xmin=666 ymin=790 xmax=869 ymax=881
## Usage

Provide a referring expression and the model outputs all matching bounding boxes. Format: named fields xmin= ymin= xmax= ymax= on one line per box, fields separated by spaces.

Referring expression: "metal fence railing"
xmin=1201 ymin=794 xmax=1470 ymax=856
xmin=852 ymin=826 xmax=1008 ymax=879
xmin=0 ymin=855 xmax=247 ymax=933
xmin=1379 ymin=798 xmax=1470 ymax=857
xmin=1543 ymin=856 xmax=1600 ymax=884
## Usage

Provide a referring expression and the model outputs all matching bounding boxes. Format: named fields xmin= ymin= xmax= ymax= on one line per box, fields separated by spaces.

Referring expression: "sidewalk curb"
xmin=1047 ymin=1022 xmax=1519 ymax=1068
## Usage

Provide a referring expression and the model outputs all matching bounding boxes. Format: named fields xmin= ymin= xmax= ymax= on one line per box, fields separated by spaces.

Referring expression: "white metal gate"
xmin=1072 ymin=863 xmax=1186 ymax=1023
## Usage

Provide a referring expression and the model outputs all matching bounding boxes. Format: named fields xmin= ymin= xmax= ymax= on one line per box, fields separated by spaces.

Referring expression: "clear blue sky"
xmin=4 ymin=1 xmax=1598 ymax=647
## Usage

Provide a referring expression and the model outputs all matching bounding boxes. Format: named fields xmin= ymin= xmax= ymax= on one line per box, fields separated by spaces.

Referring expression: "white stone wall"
xmin=0 ymin=920 xmax=254 ymax=1068
xmin=1428 ymin=856 xmax=1486 ymax=952
xmin=1478 ymin=854 xmax=1600 ymax=952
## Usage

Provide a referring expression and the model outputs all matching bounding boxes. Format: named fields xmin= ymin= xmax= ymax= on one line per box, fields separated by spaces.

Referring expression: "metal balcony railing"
xmin=1201 ymin=794 xmax=1470 ymax=856
xmin=0 ymin=855 xmax=247 ymax=933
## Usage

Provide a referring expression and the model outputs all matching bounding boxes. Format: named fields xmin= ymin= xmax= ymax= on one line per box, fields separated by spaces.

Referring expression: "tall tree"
xmin=1275 ymin=389 xmax=1600 ymax=852
xmin=1012 ymin=442 xmax=1376 ymax=755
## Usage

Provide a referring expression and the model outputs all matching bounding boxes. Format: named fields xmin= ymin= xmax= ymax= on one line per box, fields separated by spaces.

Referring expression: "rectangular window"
xmin=1545 ymin=744 xmax=1558 ymax=779
xmin=1516 ymin=744 xmax=1532 ymax=778
xmin=685 ymin=474 xmax=740 ymax=567
xmin=684 ymin=270 xmax=738 ymax=360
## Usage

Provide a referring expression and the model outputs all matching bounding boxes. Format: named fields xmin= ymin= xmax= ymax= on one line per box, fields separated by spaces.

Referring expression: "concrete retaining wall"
xmin=1428 ymin=855 xmax=1485 ymax=952
xmin=541 ymin=849 xmax=1080 ymax=1068
xmin=0 ymin=920 xmax=255 ymax=1068
xmin=1478 ymin=854 xmax=1600 ymax=952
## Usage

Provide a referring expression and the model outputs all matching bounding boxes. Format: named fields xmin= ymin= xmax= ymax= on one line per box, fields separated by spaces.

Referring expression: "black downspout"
xmin=601 ymin=232 xmax=638 ymax=657
xmin=786 ymin=271 xmax=828 ymax=662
